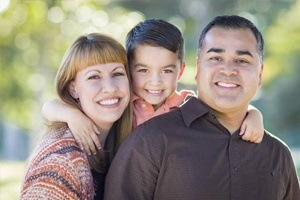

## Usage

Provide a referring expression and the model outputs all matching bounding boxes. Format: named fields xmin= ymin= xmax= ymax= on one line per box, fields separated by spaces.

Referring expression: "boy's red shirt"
xmin=132 ymin=90 xmax=195 ymax=128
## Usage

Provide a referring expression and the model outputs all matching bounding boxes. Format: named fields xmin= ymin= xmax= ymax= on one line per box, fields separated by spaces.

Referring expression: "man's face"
xmin=195 ymin=27 xmax=263 ymax=113
xmin=130 ymin=45 xmax=185 ymax=110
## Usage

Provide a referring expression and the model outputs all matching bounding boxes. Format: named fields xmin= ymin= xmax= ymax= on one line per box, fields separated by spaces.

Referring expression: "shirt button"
xmin=141 ymin=104 xmax=146 ymax=108
xmin=233 ymin=167 xmax=238 ymax=172
xmin=271 ymin=171 xmax=276 ymax=176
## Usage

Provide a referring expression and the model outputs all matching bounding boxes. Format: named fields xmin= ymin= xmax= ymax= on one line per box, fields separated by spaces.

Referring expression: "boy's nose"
xmin=150 ymin=73 xmax=162 ymax=85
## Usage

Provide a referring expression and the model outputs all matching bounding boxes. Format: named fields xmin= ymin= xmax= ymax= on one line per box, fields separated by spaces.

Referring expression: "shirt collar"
xmin=180 ymin=96 xmax=210 ymax=127
xmin=132 ymin=93 xmax=140 ymax=102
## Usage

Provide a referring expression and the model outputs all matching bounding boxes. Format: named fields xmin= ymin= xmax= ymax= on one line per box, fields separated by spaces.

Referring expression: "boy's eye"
xmin=137 ymin=69 xmax=148 ymax=73
xmin=162 ymin=69 xmax=173 ymax=73
xmin=88 ymin=75 xmax=100 ymax=80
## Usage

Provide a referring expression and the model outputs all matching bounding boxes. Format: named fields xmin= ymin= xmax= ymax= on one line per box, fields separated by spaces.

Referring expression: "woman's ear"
xmin=68 ymin=81 xmax=79 ymax=99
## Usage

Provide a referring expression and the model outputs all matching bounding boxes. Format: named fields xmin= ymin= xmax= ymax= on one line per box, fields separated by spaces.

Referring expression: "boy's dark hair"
xmin=126 ymin=19 xmax=184 ymax=66
xmin=198 ymin=15 xmax=264 ymax=61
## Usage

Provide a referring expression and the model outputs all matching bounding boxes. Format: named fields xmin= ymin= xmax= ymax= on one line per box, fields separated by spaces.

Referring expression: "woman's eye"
xmin=88 ymin=75 xmax=99 ymax=80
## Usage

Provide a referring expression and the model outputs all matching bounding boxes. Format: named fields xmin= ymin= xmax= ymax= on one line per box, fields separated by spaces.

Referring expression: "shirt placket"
xmin=229 ymin=135 xmax=242 ymax=200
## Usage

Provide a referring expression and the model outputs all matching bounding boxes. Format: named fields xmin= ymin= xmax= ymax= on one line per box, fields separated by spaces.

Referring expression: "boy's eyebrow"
xmin=162 ymin=64 xmax=177 ymax=68
xmin=133 ymin=63 xmax=177 ymax=68
xmin=133 ymin=63 xmax=147 ymax=68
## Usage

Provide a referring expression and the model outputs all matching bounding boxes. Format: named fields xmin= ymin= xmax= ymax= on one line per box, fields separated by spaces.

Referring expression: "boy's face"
xmin=130 ymin=45 xmax=185 ymax=110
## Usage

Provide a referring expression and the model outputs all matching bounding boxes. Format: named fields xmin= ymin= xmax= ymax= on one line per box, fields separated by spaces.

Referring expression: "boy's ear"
xmin=177 ymin=62 xmax=186 ymax=81
xmin=68 ymin=81 xmax=79 ymax=99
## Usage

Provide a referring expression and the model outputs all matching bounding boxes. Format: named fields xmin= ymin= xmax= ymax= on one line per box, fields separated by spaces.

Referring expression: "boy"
xmin=42 ymin=19 xmax=264 ymax=155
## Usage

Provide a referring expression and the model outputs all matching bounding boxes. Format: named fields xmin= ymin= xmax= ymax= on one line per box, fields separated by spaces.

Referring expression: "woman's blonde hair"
xmin=53 ymin=33 xmax=133 ymax=172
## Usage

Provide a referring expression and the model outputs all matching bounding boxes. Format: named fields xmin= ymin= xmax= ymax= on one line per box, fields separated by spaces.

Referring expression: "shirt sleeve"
xmin=104 ymin=126 xmax=160 ymax=200
xmin=283 ymin=148 xmax=300 ymax=199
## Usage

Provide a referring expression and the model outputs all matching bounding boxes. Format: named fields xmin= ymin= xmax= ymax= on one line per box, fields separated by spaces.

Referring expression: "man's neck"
xmin=214 ymin=109 xmax=247 ymax=134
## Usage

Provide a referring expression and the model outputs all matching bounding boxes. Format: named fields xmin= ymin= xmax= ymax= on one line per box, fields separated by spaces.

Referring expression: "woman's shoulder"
xmin=28 ymin=125 xmax=88 ymax=169
xmin=21 ymin=126 xmax=93 ymax=199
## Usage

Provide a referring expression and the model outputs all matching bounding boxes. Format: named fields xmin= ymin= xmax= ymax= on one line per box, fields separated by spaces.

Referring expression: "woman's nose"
xmin=102 ymin=77 xmax=118 ymax=93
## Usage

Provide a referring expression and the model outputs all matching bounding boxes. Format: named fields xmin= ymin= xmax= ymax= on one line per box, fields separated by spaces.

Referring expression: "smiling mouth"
xmin=146 ymin=89 xmax=163 ymax=94
xmin=216 ymin=82 xmax=238 ymax=88
xmin=99 ymin=98 xmax=120 ymax=106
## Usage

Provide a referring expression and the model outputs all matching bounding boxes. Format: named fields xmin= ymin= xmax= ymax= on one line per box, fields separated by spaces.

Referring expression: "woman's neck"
xmin=97 ymin=124 xmax=113 ymax=148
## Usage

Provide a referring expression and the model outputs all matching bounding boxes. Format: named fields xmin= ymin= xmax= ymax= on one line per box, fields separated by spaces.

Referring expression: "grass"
xmin=0 ymin=161 xmax=26 ymax=200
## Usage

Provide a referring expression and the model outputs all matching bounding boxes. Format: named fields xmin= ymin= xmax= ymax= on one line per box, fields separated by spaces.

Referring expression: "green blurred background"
xmin=0 ymin=0 xmax=299 ymax=199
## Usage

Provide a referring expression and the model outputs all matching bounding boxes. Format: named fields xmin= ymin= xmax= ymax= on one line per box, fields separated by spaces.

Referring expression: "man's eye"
xmin=236 ymin=59 xmax=249 ymax=64
xmin=209 ymin=57 xmax=221 ymax=61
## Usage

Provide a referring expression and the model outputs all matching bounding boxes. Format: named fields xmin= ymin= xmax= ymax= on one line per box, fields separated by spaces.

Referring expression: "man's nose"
xmin=219 ymin=62 xmax=238 ymax=76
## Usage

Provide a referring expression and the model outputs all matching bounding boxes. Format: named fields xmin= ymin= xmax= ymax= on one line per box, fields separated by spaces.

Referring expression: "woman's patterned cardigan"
xmin=20 ymin=126 xmax=94 ymax=199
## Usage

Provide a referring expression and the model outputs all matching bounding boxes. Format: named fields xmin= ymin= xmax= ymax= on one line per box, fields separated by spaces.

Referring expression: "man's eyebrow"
xmin=236 ymin=50 xmax=253 ymax=57
xmin=206 ymin=48 xmax=224 ymax=53
xmin=206 ymin=48 xmax=254 ymax=58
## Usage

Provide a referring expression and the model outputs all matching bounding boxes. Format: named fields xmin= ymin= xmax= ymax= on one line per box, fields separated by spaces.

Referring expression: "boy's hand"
xmin=240 ymin=108 xmax=264 ymax=143
xmin=68 ymin=112 xmax=101 ymax=155
xmin=239 ymin=123 xmax=263 ymax=143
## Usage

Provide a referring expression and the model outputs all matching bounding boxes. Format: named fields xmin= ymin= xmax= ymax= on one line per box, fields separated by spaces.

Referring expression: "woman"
xmin=20 ymin=33 xmax=132 ymax=199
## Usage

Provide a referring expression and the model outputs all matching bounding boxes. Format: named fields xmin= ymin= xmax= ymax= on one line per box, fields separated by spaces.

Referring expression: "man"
xmin=104 ymin=15 xmax=300 ymax=200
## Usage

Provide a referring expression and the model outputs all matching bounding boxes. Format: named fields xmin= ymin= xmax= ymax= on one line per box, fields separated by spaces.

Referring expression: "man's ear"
xmin=195 ymin=58 xmax=200 ymax=82
xmin=177 ymin=62 xmax=186 ymax=81
xmin=68 ymin=81 xmax=79 ymax=99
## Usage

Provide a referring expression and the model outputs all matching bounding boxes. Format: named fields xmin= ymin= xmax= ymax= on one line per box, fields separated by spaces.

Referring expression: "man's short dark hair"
xmin=197 ymin=15 xmax=264 ymax=61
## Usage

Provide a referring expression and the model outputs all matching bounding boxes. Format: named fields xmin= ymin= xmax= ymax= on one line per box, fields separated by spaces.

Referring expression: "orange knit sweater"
xmin=20 ymin=126 xmax=94 ymax=199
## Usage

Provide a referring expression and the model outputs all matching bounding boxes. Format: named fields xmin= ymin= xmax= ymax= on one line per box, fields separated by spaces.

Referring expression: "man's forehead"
xmin=202 ymin=27 xmax=258 ymax=52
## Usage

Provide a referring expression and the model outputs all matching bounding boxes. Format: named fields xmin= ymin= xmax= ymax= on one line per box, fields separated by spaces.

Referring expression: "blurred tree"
xmin=0 ymin=0 xmax=144 ymax=131
xmin=0 ymin=0 xmax=297 ymax=145
xmin=258 ymin=0 xmax=300 ymax=145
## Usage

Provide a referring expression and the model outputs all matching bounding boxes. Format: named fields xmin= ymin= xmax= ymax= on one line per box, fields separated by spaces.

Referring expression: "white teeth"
xmin=99 ymin=98 xmax=119 ymax=105
xmin=147 ymin=90 xmax=162 ymax=94
xmin=217 ymin=82 xmax=237 ymax=88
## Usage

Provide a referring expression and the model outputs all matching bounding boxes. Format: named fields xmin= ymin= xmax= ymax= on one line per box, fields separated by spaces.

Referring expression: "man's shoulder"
xmin=262 ymin=130 xmax=292 ymax=154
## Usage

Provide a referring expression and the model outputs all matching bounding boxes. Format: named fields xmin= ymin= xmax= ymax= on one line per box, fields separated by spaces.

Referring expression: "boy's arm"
xmin=42 ymin=99 xmax=101 ymax=155
xmin=240 ymin=105 xmax=264 ymax=143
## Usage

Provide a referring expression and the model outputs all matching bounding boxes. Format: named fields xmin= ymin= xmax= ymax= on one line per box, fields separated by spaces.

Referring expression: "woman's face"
xmin=69 ymin=62 xmax=130 ymax=130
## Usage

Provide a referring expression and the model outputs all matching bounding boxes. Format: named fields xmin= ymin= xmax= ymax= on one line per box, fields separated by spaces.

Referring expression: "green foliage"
xmin=257 ymin=1 xmax=300 ymax=144
xmin=0 ymin=0 xmax=144 ymax=130
xmin=0 ymin=0 xmax=298 ymax=147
